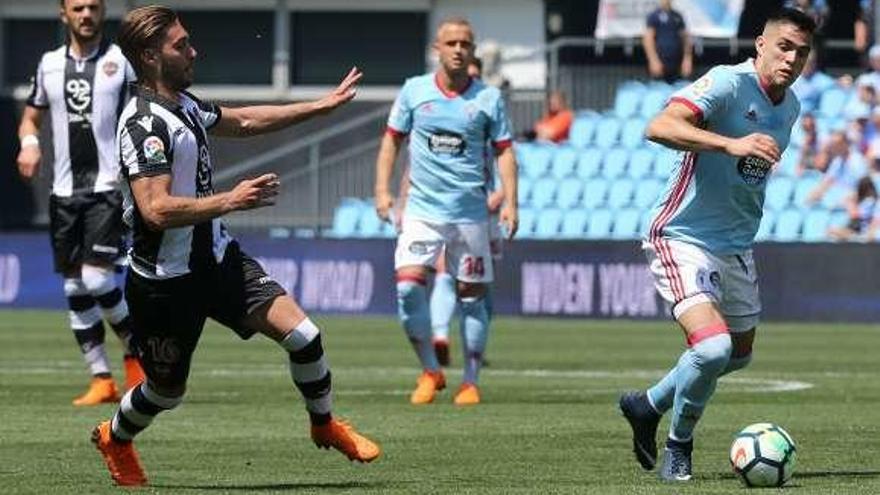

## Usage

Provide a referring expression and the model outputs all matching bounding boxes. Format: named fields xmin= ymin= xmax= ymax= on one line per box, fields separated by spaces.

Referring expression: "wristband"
xmin=20 ymin=134 xmax=39 ymax=148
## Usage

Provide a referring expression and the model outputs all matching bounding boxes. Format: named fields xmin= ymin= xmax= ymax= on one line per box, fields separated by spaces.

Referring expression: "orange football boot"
xmin=410 ymin=369 xmax=446 ymax=405
xmin=453 ymin=383 xmax=481 ymax=406
xmin=311 ymin=418 xmax=381 ymax=463
xmin=73 ymin=377 xmax=119 ymax=406
xmin=91 ymin=420 xmax=147 ymax=486
xmin=123 ymin=355 xmax=146 ymax=392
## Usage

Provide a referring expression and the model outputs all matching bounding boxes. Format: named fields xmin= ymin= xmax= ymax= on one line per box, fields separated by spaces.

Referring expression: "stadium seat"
xmin=639 ymin=209 xmax=655 ymax=234
xmin=774 ymin=208 xmax=803 ymax=241
xmin=585 ymin=208 xmax=614 ymax=239
xmin=530 ymin=177 xmax=557 ymax=209
xmin=328 ymin=197 xmax=363 ymax=238
xmin=555 ymin=177 xmax=583 ymax=209
xmin=568 ymin=112 xmax=600 ymax=148
xmin=518 ymin=207 xmax=537 ymax=238
xmin=633 ymin=179 xmax=664 ymax=209
xmin=817 ymin=86 xmax=850 ymax=119
xmin=550 ymin=146 xmax=578 ymax=179
xmin=607 ymin=179 xmax=635 ymax=209
xmin=776 ymin=148 xmax=800 ymax=177
xmin=611 ymin=208 xmax=641 ymax=239
xmin=602 ymin=148 xmax=629 ymax=179
xmin=357 ymin=206 xmax=383 ymax=238
xmin=612 ymin=81 xmax=646 ymax=118
xmin=519 ymin=143 xmax=553 ymax=179
xmin=620 ymin=118 xmax=648 ymax=149
xmin=517 ymin=176 xmax=532 ymax=206
xmin=821 ymin=184 xmax=850 ymax=210
xmin=628 ymin=147 xmax=655 ymax=180
xmin=788 ymin=117 xmax=805 ymax=149
xmin=560 ymin=209 xmax=589 ymax=238
xmin=792 ymin=173 xmax=823 ymax=208
xmin=582 ymin=178 xmax=609 ymax=209
xmin=640 ymin=82 xmax=673 ymax=119
xmin=576 ymin=147 xmax=603 ymax=179
xmin=802 ymin=209 xmax=832 ymax=242
xmin=653 ymin=148 xmax=676 ymax=179
xmin=764 ymin=177 xmax=795 ymax=212
xmin=533 ymin=208 xmax=563 ymax=238
xmin=755 ymin=210 xmax=775 ymax=242
xmin=593 ymin=116 xmax=622 ymax=149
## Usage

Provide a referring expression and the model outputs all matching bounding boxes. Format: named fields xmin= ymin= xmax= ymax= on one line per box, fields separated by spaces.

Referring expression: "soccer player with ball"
xmin=618 ymin=8 xmax=815 ymax=482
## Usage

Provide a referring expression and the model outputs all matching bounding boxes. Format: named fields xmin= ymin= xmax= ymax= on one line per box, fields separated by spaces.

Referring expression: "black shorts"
xmin=124 ymin=241 xmax=286 ymax=386
xmin=49 ymin=191 xmax=125 ymax=273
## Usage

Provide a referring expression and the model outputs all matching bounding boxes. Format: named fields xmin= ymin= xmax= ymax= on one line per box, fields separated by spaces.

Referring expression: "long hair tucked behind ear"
xmin=117 ymin=5 xmax=177 ymax=79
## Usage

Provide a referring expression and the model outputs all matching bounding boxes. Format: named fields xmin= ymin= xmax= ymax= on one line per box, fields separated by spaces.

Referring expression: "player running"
xmin=374 ymin=17 xmax=517 ymax=406
xmin=618 ymin=8 xmax=815 ymax=482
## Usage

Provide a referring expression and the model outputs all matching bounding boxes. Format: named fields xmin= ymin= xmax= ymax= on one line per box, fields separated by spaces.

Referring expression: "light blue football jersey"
xmin=643 ymin=60 xmax=801 ymax=254
xmin=388 ymin=73 xmax=512 ymax=223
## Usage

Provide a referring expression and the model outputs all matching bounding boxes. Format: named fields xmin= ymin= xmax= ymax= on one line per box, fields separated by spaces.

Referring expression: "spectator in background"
xmin=855 ymin=45 xmax=880 ymax=93
xmin=795 ymin=113 xmax=822 ymax=176
xmin=844 ymin=79 xmax=877 ymax=123
xmin=642 ymin=0 xmax=692 ymax=83
xmin=529 ymin=90 xmax=573 ymax=143
xmin=827 ymin=176 xmax=880 ymax=241
xmin=791 ymin=50 xmax=835 ymax=112
xmin=855 ymin=0 xmax=873 ymax=66
xmin=808 ymin=130 xmax=868 ymax=205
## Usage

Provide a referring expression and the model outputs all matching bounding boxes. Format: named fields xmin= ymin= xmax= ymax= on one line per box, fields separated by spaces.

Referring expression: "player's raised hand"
xmin=374 ymin=189 xmax=395 ymax=222
xmin=316 ymin=67 xmax=364 ymax=113
xmin=500 ymin=203 xmax=518 ymax=240
xmin=227 ymin=173 xmax=280 ymax=211
xmin=725 ymin=133 xmax=781 ymax=164
xmin=16 ymin=145 xmax=41 ymax=181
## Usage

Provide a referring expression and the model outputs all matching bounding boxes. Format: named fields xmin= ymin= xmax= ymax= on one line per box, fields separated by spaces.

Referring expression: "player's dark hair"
xmin=117 ymin=5 xmax=178 ymax=79
xmin=765 ymin=7 xmax=817 ymax=35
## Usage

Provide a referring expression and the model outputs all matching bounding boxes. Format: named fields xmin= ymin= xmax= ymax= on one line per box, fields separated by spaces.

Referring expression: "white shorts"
xmin=489 ymin=213 xmax=504 ymax=261
xmin=395 ymin=217 xmax=494 ymax=283
xmin=643 ymin=239 xmax=760 ymax=332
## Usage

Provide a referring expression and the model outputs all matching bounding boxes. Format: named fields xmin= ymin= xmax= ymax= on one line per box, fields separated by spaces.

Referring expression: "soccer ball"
xmin=729 ymin=423 xmax=797 ymax=487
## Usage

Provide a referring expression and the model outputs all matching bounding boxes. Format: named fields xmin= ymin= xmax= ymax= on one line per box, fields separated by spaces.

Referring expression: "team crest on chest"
xmin=102 ymin=61 xmax=118 ymax=77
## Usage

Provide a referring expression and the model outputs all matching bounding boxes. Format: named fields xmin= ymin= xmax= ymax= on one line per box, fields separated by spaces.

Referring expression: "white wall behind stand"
xmin=429 ymin=0 xmax=546 ymax=89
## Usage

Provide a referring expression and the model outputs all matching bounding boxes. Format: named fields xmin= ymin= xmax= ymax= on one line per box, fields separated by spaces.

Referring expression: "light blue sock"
xmin=459 ymin=296 xmax=489 ymax=384
xmin=430 ymin=272 xmax=457 ymax=341
xmin=669 ymin=333 xmax=732 ymax=442
xmin=397 ymin=280 xmax=440 ymax=371
xmin=484 ymin=286 xmax=494 ymax=323
xmin=647 ymin=352 xmax=687 ymax=414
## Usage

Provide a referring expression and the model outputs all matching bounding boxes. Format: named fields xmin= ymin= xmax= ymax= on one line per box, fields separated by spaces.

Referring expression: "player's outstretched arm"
xmin=646 ymin=101 xmax=780 ymax=163
xmin=130 ymin=173 xmax=279 ymax=230
xmin=16 ymin=106 xmax=44 ymax=181
xmin=210 ymin=67 xmax=363 ymax=137
xmin=374 ymin=132 xmax=403 ymax=221
xmin=496 ymin=146 xmax=518 ymax=240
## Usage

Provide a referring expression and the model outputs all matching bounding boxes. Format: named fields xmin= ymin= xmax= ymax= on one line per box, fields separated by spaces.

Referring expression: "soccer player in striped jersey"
xmin=90 ymin=6 xmax=378 ymax=486
xmin=618 ymin=8 xmax=814 ymax=482
xmin=16 ymin=0 xmax=144 ymax=406
xmin=375 ymin=17 xmax=518 ymax=406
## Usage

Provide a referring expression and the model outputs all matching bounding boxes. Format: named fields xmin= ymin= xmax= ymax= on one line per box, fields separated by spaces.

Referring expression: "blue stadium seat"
xmin=602 ymin=148 xmax=629 ymax=179
xmin=328 ymin=197 xmax=363 ymax=238
xmin=788 ymin=117 xmax=805 ymax=149
xmin=556 ymin=177 xmax=583 ymax=209
xmin=802 ymin=209 xmax=832 ymax=242
xmin=639 ymin=209 xmax=655 ymax=234
xmin=568 ymin=112 xmax=600 ymax=148
xmin=582 ymin=178 xmax=609 ymax=209
xmin=517 ymin=176 xmax=532 ymax=206
xmin=792 ymin=173 xmax=823 ymax=208
xmin=828 ymin=209 xmax=850 ymax=231
xmin=774 ymin=208 xmax=803 ymax=241
xmin=611 ymin=208 xmax=641 ymax=239
xmin=633 ymin=179 xmax=664 ymax=209
xmin=620 ymin=118 xmax=648 ymax=149
xmin=357 ymin=204 xmax=383 ymax=238
xmin=821 ymin=184 xmax=850 ymax=210
xmin=519 ymin=143 xmax=553 ymax=179
xmin=585 ymin=208 xmax=614 ymax=239
xmin=518 ymin=207 xmax=537 ymax=238
xmin=607 ymin=179 xmax=635 ymax=209
xmin=764 ymin=177 xmax=795 ymax=212
xmin=640 ymin=83 xmax=673 ymax=119
xmin=776 ymin=148 xmax=800 ymax=177
xmin=628 ymin=147 xmax=655 ymax=180
xmin=576 ymin=147 xmax=603 ymax=179
xmin=530 ymin=177 xmax=557 ymax=209
xmin=560 ymin=209 xmax=589 ymax=238
xmin=613 ymin=81 xmax=646 ymax=118
xmin=817 ymin=86 xmax=850 ymax=119
xmin=755 ymin=210 xmax=775 ymax=242
xmin=550 ymin=146 xmax=578 ymax=179
xmin=533 ymin=209 xmax=563 ymax=238
xmin=653 ymin=148 xmax=676 ymax=179
xmin=594 ymin=116 xmax=622 ymax=149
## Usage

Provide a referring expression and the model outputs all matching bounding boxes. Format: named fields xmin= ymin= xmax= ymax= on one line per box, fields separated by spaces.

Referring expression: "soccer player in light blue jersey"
xmin=618 ymin=8 xmax=815 ymax=482
xmin=375 ymin=17 xmax=518 ymax=406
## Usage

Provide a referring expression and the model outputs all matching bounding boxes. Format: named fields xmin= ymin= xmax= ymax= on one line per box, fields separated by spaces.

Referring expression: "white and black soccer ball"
xmin=729 ymin=422 xmax=797 ymax=488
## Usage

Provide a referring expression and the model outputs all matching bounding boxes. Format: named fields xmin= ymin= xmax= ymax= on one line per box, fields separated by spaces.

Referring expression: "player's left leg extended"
xmin=455 ymin=281 xmax=489 ymax=405
xmin=430 ymin=255 xmax=456 ymax=366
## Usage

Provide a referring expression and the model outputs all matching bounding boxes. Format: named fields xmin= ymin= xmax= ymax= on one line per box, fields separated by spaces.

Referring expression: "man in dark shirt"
xmin=643 ymin=0 xmax=693 ymax=83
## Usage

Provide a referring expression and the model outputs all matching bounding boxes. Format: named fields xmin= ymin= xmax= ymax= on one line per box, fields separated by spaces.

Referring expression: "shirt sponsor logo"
xmin=737 ymin=155 xmax=772 ymax=185
xmin=65 ymin=78 xmax=91 ymax=113
xmin=428 ymin=131 xmax=465 ymax=155
xmin=143 ymin=135 xmax=166 ymax=164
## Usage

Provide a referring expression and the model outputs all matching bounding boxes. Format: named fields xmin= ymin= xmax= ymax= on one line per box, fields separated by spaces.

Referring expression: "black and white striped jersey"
xmin=27 ymin=40 xmax=135 ymax=197
xmin=117 ymin=86 xmax=233 ymax=280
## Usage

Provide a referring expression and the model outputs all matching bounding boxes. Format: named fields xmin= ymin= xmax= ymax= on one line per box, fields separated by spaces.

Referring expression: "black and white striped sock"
xmin=280 ymin=318 xmax=332 ymax=425
xmin=110 ymin=382 xmax=183 ymax=442
xmin=64 ymin=278 xmax=110 ymax=376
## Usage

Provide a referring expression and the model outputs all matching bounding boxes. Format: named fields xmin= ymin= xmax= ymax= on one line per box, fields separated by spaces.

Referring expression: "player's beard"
xmin=161 ymin=63 xmax=193 ymax=92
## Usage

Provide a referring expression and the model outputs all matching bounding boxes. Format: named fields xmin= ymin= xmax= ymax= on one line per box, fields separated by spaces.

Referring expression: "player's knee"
xmin=690 ymin=328 xmax=732 ymax=374
xmin=144 ymin=379 xmax=186 ymax=404
xmin=81 ymin=264 xmax=117 ymax=296
xmin=396 ymin=276 xmax=429 ymax=331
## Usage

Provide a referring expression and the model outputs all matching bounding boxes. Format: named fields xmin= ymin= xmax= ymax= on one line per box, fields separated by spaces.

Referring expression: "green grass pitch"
xmin=1 ymin=309 xmax=879 ymax=494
